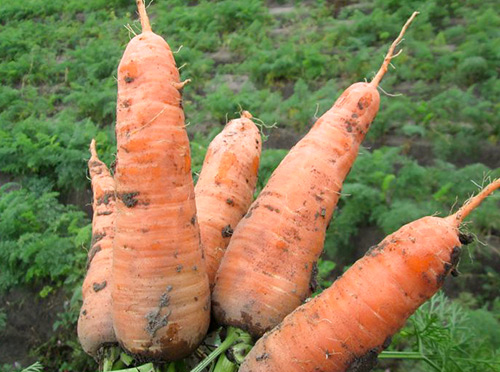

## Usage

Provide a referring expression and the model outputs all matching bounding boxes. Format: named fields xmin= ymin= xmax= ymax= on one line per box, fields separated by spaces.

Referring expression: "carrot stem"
xmin=370 ymin=11 xmax=419 ymax=88
xmin=190 ymin=328 xmax=239 ymax=372
xmin=379 ymin=351 xmax=441 ymax=371
xmin=111 ymin=362 xmax=156 ymax=372
xmin=136 ymin=0 xmax=152 ymax=32
xmin=101 ymin=345 xmax=121 ymax=371
xmin=450 ymin=178 xmax=500 ymax=225
xmin=213 ymin=354 xmax=238 ymax=372
xmin=191 ymin=327 xmax=252 ymax=372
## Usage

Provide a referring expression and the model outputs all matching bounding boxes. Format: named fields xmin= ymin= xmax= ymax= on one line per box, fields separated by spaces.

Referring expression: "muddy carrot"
xmin=195 ymin=111 xmax=261 ymax=287
xmin=112 ymin=0 xmax=210 ymax=360
xmin=239 ymin=179 xmax=500 ymax=372
xmin=78 ymin=139 xmax=116 ymax=357
xmin=212 ymin=12 xmax=419 ymax=337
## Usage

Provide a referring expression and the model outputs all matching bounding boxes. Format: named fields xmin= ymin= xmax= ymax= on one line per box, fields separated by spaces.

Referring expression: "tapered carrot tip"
xmin=89 ymin=139 xmax=98 ymax=160
xmin=136 ymin=0 xmax=152 ymax=32
xmin=370 ymin=11 xmax=419 ymax=88
xmin=241 ymin=110 xmax=253 ymax=119
xmin=447 ymin=178 xmax=500 ymax=227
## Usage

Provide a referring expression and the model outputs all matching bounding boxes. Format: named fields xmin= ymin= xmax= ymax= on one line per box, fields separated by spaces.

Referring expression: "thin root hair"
xmin=449 ymin=195 xmax=459 ymax=216
xmin=251 ymin=115 xmax=278 ymax=141
xmin=377 ymin=84 xmax=403 ymax=97
xmin=130 ymin=105 xmax=168 ymax=136
xmin=313 ymin=102 xmax=320 ymax=119
xmin=236 ymin=103 xmax=244 ymax=117
xmin=173 ymin=45 xmax=184 ymax=54
xmin=123 ymin=23 xmax=137 ymax=38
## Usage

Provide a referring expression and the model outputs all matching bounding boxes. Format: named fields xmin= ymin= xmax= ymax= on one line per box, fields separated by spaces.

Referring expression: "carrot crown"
xmin=370 ymin=11 xmax=419 ymax=88
xmin=448 ymin=178 xmax=500 ymax=226
xmin=136 ymin=0 xmax=152 ymax=32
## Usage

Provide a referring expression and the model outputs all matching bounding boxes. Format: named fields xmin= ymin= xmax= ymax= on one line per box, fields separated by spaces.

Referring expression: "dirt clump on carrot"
xmin=212 ymin=12 xmax=419 ymax=338
xmin=239 ymin=179 xmax=500 ymax=372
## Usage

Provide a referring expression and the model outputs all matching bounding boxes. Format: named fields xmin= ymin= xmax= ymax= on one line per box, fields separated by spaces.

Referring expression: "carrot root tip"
xmin=241 ymin=110 xmax=253 ymax=119
xmin=89 ymin=139 xmax=98 ymax=159
xmin=370 ymin=11 xmax=419 ymax=87
xmin=136 ymin=0 xmax=152 ymax=33
xmin=449 ymin=178 xmax=500 ymax=226
xmin=172 ymin=79 xmax=191 ymax=90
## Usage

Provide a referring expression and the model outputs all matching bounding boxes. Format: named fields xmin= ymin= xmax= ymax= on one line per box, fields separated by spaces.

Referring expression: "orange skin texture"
xmin=77 ymin=142 xmax=116 ymax=356
xmin=112 ymin=30 xmax=210 ymax=360
xmin=240 ymin=216 xmax=462 ymax=372
xmin=195 ymin=113 xmax=262 ymax=287
xmin=212 ymin=82 xmax=380 ymax=336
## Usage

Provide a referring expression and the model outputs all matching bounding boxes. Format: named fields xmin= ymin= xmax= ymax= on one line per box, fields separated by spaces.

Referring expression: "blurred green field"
xmin=0 ymin=0 xmax=499 ymax=371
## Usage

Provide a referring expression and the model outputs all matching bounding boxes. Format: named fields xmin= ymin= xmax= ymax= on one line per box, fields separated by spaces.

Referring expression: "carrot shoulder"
xmin=195 ymin=111 xmax=262 ymax=287
xmin=240 ymin=179 xmax=500 ymax=372
xmin=212 ymin=13 xmax=419 ymax=337
xmin=77 ymin=139 xmax=116 ymax=356
xmin=112 ymin=0 xmax=210 ymax=360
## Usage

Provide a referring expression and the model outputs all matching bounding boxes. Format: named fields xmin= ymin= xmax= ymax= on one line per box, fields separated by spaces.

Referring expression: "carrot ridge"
xmin=370 ymin=11 xmax=419 ymax=88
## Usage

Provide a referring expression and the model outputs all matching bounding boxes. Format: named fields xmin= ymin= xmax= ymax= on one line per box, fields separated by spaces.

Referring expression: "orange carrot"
xmin=195 ymin=111 xmax=262 ymax=287
xmin=77 ymin=139 xmax=116 ymax=356
xmin=240 ymin=179 xmax=500 ymax=372
xmin=112 ymin=0 xmax=210 ymax=360
xmin=212 ymin=12 xmax=419 ymax=337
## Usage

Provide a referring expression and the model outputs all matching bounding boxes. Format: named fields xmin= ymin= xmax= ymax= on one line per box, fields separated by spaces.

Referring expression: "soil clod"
xmin=118 ymin=192 xmax=139 ymax=208
xmin=221 ymin=224 xmax=234 ymax=238
xmin=93 ymin=281 xmax=107 ymax=292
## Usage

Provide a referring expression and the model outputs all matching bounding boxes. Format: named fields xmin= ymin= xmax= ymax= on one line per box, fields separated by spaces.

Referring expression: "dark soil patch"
xmin=0 ymin=287 xmax=66 ymax=367
xmin=263 ymin=127 xmax=303 ymax=150
xmin=367 ymin=135 xmax=500 ymax=168
xmin=59 ymin=187 xmax=93 ymax=218
xmin=328 ymin=225 xmax=386 ymax=279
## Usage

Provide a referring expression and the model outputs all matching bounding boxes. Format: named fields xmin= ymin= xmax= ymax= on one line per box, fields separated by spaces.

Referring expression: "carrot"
xmin=112 ymin=0 xmax=210 ymax=360
xmin=195 ymin=111 xmax=262 ymax=287
xmin=240 ymin=179 xmax=500 ymax=372
xmin=212 ymin=12 xmax=419 ymax=337
xmin=77 ymin=139 xmax=116 ymax=356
